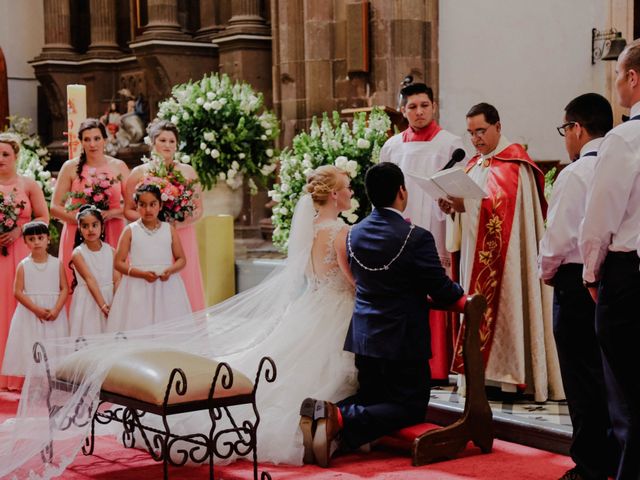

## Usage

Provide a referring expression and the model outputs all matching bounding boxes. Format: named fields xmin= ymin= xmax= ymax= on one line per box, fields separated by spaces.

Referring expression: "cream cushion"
xmin=56 ymin=348 xmax=254 ymax=406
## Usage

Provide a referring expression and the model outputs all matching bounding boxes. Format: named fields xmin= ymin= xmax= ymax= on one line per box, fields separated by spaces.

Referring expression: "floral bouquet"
xmin=64 ymin=170 xmax=122 ymax=212
xmin=156 ymin=73 xmax=280 ymax=192
xmin=0 ymin=189 xmax=26 ymax=256
xmin=138 ymin=155 xmax=198 ymax=222
xmin=269 ymin=108 xmax=391 ymax=251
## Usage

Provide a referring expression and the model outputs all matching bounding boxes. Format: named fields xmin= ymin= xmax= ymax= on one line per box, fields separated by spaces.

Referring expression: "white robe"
xmin=451 ymin=136 xmax=564 ymax=402
xmin=380 ymin=129 xmax=466 ymax=272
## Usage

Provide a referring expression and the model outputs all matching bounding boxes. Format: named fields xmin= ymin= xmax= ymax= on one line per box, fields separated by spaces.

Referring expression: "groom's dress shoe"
xmin=299 ymin=397 xmax=316 ymax=464
xmin=312 ymin=400 xmax=341 ymax=468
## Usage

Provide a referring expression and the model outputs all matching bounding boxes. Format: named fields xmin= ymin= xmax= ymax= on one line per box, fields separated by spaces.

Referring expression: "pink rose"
xmin=0 ymin=213 xmax=5 ymax=222
xmin=99 ymin=180 xmax=111 ymax=188
xmin=93 ymin=193 xmax=104 ymax=202
xmin=84 ymin=188 xmax=93 ymax=196
xmin=5 ymin=219 xmax=14 ymax=229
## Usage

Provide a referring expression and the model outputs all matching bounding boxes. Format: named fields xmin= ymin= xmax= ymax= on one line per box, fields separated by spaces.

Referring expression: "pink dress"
xmin=58 ymin=164 xmax=125 ymax=288
xmin=176 ymin=224 xmax=205 ymax=311
xmin=0 ymin=179 xmax=31 ymax=391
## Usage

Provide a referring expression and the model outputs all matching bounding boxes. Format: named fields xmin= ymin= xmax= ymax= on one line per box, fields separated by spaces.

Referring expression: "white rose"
xmin=272 ymin=192 xmax=282 ymax=202
xmin=294 ymin=171 xmax=302 ymax=180
xmin=40 ymin=170 xmax=51 ymax=179
xmin=281 ymin=183 xmax=290 ymax=193
xmin=346 ymin=160 xmax=359 ymax=177
xmin=260 ymin=135 xmax=267 ymax=140
xmin=211 ymin=149 xmax=220 ymax=158
xmin=279 ymin=206 xmax=288 ymax=216
xmin=200 ymin=142 xmax=207 ymax=150
xmin=206 ymin=148 xmax=211 ymax=155
xmin=303 ymin=167 xmax=314 ymax=177
xmin=232 ymin=160 xmax=240 ymax=170
xmin=203 ymin=132 xmax=214 ymax=142
xmin=170 ymin=115 xmax=178 ymax=124
xmin=196 ymin=97 xmax=204 ymax=105
xmin=203 ymin=102 xmax=212 ymax=111
xmin=181 ymin=154 xmax=191 ymax=164
xmin=357 ymin=138 xmax=371 ymax=149
xmin=228 ymin=169 xmax=237 ymax=179
xmin=206 ymin=91 xmax=215 ymax=100
xmin=211 ymin=100 xmax=222 ymax=110
xmin=266 ymin=148 xmax=274 ymax=158
xmin=266 ymin=129 xmax=272 ymax=136
xmin=218 ymin=172 xmax=226 ymax=180
xmin=334 ymin=156 xmax=348 ymax=168
xmin=238 ymin=153 xmax=246 ymax=160
xmin=144 ymin=136 xmax=152 ymax=146
xmin=182 ymin=112 xmax=190 ymax=120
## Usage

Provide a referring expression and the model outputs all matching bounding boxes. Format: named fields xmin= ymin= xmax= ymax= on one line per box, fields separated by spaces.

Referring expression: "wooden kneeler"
xmin=381 ymin=294 xmax=493 ymax=465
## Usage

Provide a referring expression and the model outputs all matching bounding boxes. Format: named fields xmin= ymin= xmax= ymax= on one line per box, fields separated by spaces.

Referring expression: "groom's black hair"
xmin=365 ymin=163 xmax=405 ymax=208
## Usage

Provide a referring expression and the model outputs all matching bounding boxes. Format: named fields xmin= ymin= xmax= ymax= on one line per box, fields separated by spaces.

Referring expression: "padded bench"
xmin=33 ymin=344 xmax=276 ymax=480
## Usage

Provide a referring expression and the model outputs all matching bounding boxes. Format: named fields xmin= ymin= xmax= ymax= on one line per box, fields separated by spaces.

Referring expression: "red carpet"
xmin=0 ymin=392 xmax=573 ymax=479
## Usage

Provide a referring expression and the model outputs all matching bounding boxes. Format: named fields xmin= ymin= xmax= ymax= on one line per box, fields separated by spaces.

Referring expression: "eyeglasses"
xmin=467 ymin=125 xmax=494 ymax=139
xmin=556 ymin=121 xmax=577 ymax=137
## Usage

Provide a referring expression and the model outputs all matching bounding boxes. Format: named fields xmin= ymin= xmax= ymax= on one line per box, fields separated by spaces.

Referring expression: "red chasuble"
xmin=452 ymin=143 xmax=546 ymax=374
xmin=402 ymin=120 xmax=442 ymax=143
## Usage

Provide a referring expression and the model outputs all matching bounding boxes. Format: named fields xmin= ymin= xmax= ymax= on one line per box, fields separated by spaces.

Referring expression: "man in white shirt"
xmin=380 ymin=83 xmax=466 ymax=382
xmin=579 ymin=40 xmax=640 ymax=480
xmin=540 ymin=93 xmax=616 ymax=480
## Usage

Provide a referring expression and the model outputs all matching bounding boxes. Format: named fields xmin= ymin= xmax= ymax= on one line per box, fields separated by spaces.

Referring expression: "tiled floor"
xmin=430 ymin=383 xmax=572 ymax=435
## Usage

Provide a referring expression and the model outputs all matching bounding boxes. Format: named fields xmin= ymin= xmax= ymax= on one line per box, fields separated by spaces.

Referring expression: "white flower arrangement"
xmin=5 ymin=116 xmax=54 ymax=203
xmin=269 ymin=108 xmax=391 ymax=251
xmin=157 ymin=73 xmax=280 ymax=191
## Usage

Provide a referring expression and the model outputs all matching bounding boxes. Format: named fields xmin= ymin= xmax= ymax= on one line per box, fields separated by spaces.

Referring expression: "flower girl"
xmin=1 ymin=221 xmax=68 ymax=378
xmin=108 ymin=184 xmax=191 ymax=332
xmin=68 ymin=204 xmax=119 ymax=337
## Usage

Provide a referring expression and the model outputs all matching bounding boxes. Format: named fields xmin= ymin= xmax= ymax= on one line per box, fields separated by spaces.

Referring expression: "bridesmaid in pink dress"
xmin=50 ymin=119 xmax=130 ymax=288
xmin=0 ymin=134 xmax=49 ymax=391
xmin=124 ymin=120 xmax=205 ymax=311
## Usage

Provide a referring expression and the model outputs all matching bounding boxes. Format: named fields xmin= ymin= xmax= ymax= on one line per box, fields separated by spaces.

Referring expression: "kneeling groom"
xmin=301 ymin=162 xmax=465 ymax=467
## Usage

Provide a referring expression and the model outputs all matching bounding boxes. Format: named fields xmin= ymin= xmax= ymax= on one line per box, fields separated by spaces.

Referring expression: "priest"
xmin=380 ymin=82 xmax=466 ymax=381
xmin=438 ymin=103 xmax=564 ymax=402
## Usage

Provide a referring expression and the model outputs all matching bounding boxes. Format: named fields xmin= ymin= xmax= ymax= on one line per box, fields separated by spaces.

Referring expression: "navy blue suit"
xmin=339 ymin=208 xmax=463 ymax=448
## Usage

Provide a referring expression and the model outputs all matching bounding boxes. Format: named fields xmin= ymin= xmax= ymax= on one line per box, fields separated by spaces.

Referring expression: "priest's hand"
xmin=438 ymin=196 xmax=465 ymax=214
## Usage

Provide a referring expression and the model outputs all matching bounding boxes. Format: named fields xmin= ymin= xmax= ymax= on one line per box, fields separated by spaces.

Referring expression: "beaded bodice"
xmin=307 ymin=218 xmax=351 ymax=291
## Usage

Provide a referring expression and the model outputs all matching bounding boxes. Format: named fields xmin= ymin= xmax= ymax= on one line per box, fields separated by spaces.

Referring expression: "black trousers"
xmin=596 ymin=252 xmax=640 ymax=480
xmin=553 ymin=264 xmax=618 ymax=480
xmin=338 ymin=354 xmax=430 ymax=449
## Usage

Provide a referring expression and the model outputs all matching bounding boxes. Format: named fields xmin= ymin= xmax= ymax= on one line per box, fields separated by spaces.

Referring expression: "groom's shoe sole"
xmin=299 ymin=397 xmax=316 ymax=464
xmin=312 ymin=401 xmax=341 ymax=468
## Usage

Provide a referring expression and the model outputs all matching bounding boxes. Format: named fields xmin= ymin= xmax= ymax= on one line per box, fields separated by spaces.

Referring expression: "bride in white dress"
xmin=0 ymin=165 xmax=359 ymax=478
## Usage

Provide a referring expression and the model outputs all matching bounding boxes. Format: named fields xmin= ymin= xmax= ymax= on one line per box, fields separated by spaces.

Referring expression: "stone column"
xmin=142 ymin=0 xmax=186 ymax=38
xmin=196 ymin=0 xmax=224 ymax=40
xmin=228 ymin=0 xmax=264 ymax=26
xmin=43 ymin=0 xmax=74 ymax=53
xmin=88 ymin=0 xmax=120 ymax=54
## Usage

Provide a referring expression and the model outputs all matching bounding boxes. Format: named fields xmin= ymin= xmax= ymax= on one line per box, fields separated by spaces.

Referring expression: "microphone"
xmin=441 ymin=148 xmax=466 ymax=171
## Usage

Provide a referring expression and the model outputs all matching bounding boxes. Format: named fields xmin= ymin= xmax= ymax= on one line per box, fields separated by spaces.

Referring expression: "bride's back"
xmin=309 ymin=219 xmax=345 ymax=281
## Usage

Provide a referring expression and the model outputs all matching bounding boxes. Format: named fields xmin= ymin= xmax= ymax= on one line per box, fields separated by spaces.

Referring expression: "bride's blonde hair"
xmin=304 ymin=165 xmax=348 ymax=206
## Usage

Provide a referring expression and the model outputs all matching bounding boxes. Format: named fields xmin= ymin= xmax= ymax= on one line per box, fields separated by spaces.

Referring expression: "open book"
xmin=406 ymin=167 xmax=488 ymax=200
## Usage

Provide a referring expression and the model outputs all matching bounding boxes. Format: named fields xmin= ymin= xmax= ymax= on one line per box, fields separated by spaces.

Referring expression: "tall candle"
xmin=66 ymin=84 xmax=87 ymax=160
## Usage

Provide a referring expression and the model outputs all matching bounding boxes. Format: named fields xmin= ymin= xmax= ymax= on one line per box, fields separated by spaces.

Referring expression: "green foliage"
xmin=269 ymin=108 xmax=391 ymax=251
